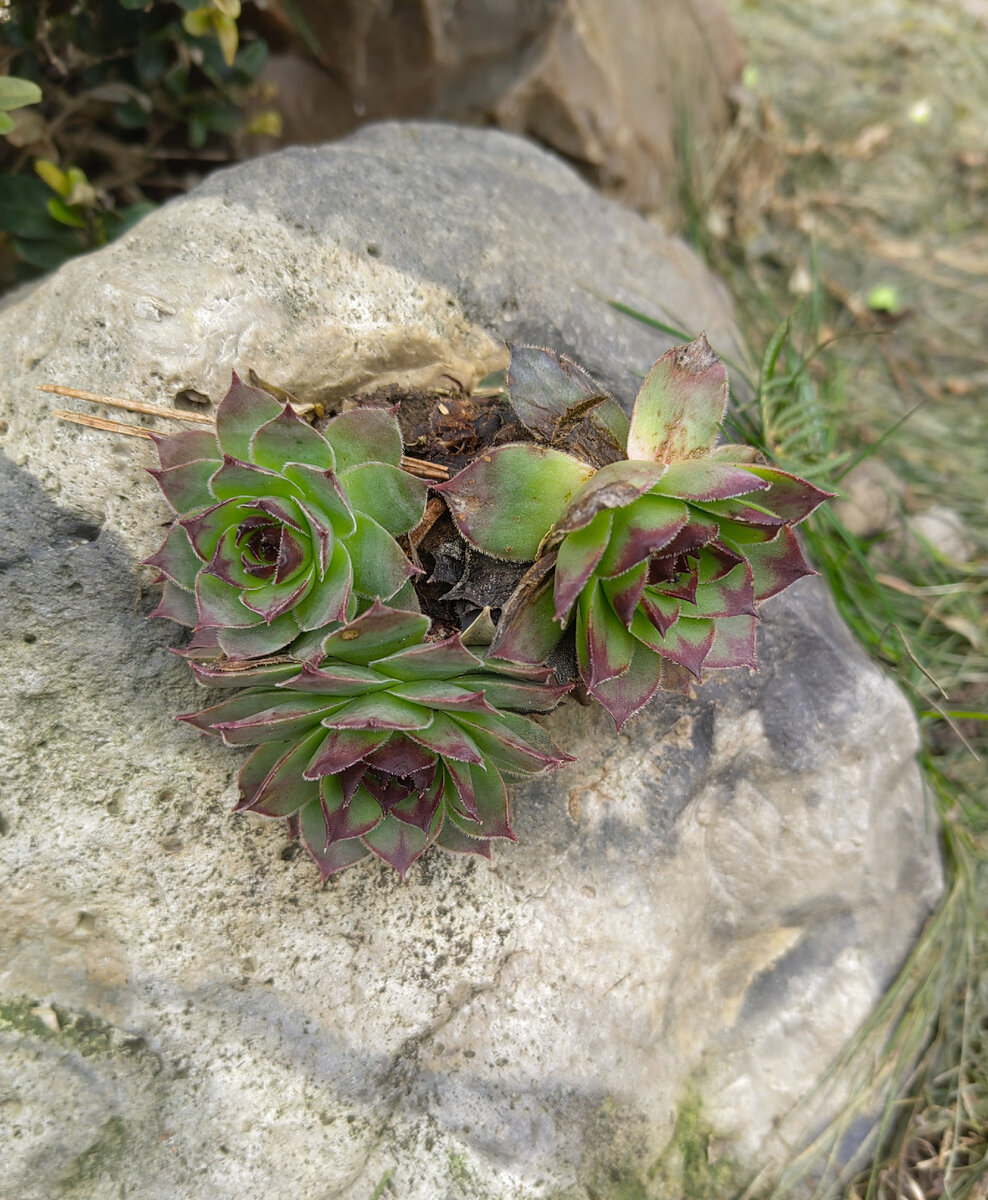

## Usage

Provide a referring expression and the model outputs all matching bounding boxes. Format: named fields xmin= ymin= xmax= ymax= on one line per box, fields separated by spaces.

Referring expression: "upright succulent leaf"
xmin=626 ymin=334 xmax=728 ymax=463
xmin=145 ymin=375 xmax=427 ymax=657
xmin=182 ymin=604 xmax=573 ymax=880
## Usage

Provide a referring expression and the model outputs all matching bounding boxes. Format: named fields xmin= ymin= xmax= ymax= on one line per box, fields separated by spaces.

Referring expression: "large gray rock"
xmin=0 ymin=124 xmax=941 ymax=1200
xmin=254 ymin=0 xmax=744 ymax=219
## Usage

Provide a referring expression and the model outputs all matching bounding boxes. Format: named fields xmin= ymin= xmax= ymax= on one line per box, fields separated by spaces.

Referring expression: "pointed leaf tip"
xmin=627 ymin=334 xmax=728 ymax=463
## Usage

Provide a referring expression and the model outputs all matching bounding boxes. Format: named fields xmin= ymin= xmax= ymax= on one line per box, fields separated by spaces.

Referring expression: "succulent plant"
xmin=181 ymin=601 xmax=572 ymax=878
xmin=144 ymin=375 xmax=427 ymax=658
xmin=437 ymin=338 xmax=832 ymax=727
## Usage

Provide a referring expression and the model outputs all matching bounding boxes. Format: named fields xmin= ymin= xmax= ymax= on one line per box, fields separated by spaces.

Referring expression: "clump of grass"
xmin=615 ymin=293 xmax=987 ymax=1199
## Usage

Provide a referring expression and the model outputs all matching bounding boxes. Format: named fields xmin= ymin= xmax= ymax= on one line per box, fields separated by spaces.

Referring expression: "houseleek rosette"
xmin=144 ymin=375 xmax=426 ymax=658
xmin=181 ymin=602 xmax=573 ymax=878
xmin=437 ymin=338 xmax=832 ymax=728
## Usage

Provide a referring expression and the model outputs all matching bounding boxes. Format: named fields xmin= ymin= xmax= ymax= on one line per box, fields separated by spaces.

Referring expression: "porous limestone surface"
xmin=0 ymin=123 xmax=941 ymax=1199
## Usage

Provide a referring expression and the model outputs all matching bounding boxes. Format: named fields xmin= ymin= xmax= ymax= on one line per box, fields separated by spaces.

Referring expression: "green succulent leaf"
xmin=374 ymin=635 xmax=483 ymax=682
xmin=438 ymin=443 xmax=595 ymax=561
xmin=340 ymin=462 xmax=427 ymax=535
xmin=249 ymin=406 xmax=335 ymax=472
xmin=292 ymin=541 xmax=352 ymax=630
xmin=348 ymin=512 xmax=419 ymax=598
xmin=650 ymin=460 xmax=769 ymax=503
xmin=320 ymin=601 xmax=430 ymax=664
xmin=626 ymin=334 xmax=728 ymax=463
xmin=324 ymin=407 xmax=403 ymax=471
xmin=217 ymin=613 xmax=301 ymax=658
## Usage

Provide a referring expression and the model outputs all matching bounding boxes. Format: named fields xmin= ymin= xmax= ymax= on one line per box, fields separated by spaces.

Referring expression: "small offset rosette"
xmin=144 ymin=376 xmax=427 ymax=658
xmin=181 ymin=602 xmax=572 ymax=879
xmin=438 ymin=339 xmax=832 ymax=728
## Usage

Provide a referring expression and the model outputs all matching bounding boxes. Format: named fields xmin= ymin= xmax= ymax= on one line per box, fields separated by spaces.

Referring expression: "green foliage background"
xmin=0 ymin=0 xmax=275 ymax=284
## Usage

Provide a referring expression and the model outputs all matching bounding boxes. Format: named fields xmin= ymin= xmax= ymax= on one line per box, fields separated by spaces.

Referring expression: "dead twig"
xmin=40 ymin=384 xmax=213 ymax=424
xmin=52 ymin=409 xmax=152 ymax=439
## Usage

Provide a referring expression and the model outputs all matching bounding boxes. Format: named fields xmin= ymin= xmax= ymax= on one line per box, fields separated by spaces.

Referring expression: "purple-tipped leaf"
xmin=703 ymin=614 xmax=758 ymax=670
xmin=740 ymin=526 xmax=817 ymax=601
xmin=362 ymin=812 xmax=435 ymax=878
xmin=631 ymin=611 xmax=714 ymax=677
xmin=626 ymin=334 xmax=728 ymax=463
xmin=181 ymin=499 xmax=250 ymax=561
xmin=278 ymin=659 xmax=383 ymax=695
xmin=408 ymin=711 xmax=484 ymax=764
xmin=364 ymin=736 xmax=436 ymax=777
xmin=488 ymin=555 xmax=567 ymax=666
xmin=595 ymin=494 xmax=688 ymax=578
xmin=208 ymin=455 xmax=301 ymax=504
xmin=583 ymin=582 xmax=636 ymax=686
xmin=323 ymin=782 xmax=383 ymax=843
xmin=239 ymin=729 xmax=324 ymax=817
xmin=149 ymin=427 xmax=219 ymax=472
xmin=553 ymin=510 xmax=613 ymax=623
xmin=299 ymin=801 xmax=371 ymax=879
xmin=464 ymin=673 xmax=571 ymax=713
xmin=556 ymin=460 xmax=668 ymax=535
xmin=214 ymin=374 xmax=285 ymax=461
xmin=741 ymin=466 xmax=834 ymax=524
xmin=506 ymin=344 xmax=609 ymax=438
xmin=148 ymin=459 xmax=218 ymax=514
xmin=143 ymin=524 xmax=203 ymax=589
xmin=435 ymin=821 xmax=492 ymax=859
xmin=690 ymin=562 xmax=756 ymax=619
xmin=589 ymin=640 xmax=664 ymax=730
xmin=640 ymin=588 xmax=680 ymax=637
xmin=601 ymin=562 xmax=647 ymax=629
xmin=304 ymin=727 xmax=390 ymax=778
xmin=212 ymin=695 xmax=341 ymax=746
